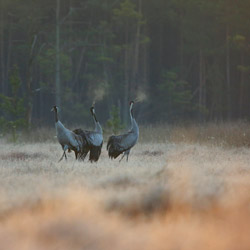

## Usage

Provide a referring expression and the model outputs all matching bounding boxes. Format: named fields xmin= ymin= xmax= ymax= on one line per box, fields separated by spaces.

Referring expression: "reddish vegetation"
xmin=0 ymin=185 xmax=249 ymax=250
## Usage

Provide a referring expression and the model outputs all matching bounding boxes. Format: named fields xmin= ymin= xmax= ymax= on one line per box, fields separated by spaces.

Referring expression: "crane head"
xmin=51 ymin=105 xmax=58 ymax=112
xmin=90 ymin=106 xmax=95 ymax=115
xmin=129 ymin=101 xmax=134 ymax=110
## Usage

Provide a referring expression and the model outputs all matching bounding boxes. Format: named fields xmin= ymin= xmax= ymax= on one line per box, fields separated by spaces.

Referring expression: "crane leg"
xmin=126 ymin=150 xmax=130 ymax=162
xmin=119 ymin=153 xmax=126 ymax=162
xmin=119 ymin=150 xmax=130 ymax=163
xmin=74 ymin=150 xmax=78 ymax=160
xmin=58 ymin=151 xmax=66 ymax=162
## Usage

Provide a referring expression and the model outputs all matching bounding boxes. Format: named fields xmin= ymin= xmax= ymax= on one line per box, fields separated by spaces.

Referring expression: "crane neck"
xmin=129 ymin=103 xmax=134 ymax=120
xmin=92 ymin=112 xmax=103 ymax=133
xmin=54 ymin=109 xmax=59 ymax=122
xmin=129 ymin=106 xmax=139 ymax=133
xmin=95 ymin=122 xmax=103 ymax=134
xmin=129 ymin=105 xmax=133 ymax=125
xmin=93 ymin=113 xmax=98 ymax=123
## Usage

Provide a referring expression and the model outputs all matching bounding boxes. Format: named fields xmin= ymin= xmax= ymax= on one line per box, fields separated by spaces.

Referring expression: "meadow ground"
xmin=0 ymin=123 xmax=250 ymax=249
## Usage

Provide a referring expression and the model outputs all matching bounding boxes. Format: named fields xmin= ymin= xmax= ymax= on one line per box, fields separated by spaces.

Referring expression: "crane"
xmin=74 ymin=106 xmax=103 ymax=162
xmin=51 ymin=106 xmax=83 ymax=162
xmin=107 ymin=101 xmax=139 ymax=162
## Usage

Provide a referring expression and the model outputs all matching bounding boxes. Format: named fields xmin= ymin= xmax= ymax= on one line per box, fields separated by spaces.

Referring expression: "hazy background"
xmin=0 ymin=0 xmax=250 ymax=131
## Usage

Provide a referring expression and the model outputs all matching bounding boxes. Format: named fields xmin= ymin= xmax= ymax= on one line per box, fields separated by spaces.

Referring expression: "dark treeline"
xmin=0 ymin=0 xmax=250 ymax=130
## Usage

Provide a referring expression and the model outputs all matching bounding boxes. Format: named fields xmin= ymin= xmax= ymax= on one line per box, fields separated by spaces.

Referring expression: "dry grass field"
xmin=0 ymin=123 xmax=250 ymax=250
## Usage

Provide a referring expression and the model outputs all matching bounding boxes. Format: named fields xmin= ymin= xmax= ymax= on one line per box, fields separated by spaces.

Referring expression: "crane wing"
xmin=107 ymin=132 xmax=137 ymax=159
xmin=73 ymin=128 xmax=90 ymax=160
xmin=73 ymin=128 xmax=103 ymax=161
xmin=84 ymin=131 xmax=103 ymax=147
xmin=84 ymin=131 xmax=103 ymax=162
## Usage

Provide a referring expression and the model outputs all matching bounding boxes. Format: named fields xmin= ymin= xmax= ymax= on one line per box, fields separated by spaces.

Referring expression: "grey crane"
xmin=73 ymin=106 xmax=103 ymax=162
xmin=107 ymin=101 xmax=139 ymax=162
xmin=51 ymin=106 xmax=83 ymax=162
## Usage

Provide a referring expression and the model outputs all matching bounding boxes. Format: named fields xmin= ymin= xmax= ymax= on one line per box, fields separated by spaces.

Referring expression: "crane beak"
xmin=129 ymin=100 xmax=135 ymax=106
xmin=90 ymin=107 xmax=95 ymax=115
xmin=51 ymin=106 xmax=59 ymax=112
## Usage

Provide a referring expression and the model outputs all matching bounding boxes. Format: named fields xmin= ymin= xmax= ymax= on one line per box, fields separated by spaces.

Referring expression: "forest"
xmin=0 ymin=0 xmax=250 ymax=131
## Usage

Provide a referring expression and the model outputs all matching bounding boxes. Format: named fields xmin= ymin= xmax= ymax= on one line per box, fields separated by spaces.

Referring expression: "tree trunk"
xmin=239 ymin=53 xmax=244 ymax=118
xmin=131 ymin=0 xmax=142 ymax=92
xmin=6 ymin=16 xmax=13 ymax=94
xmin=203 ymin=59 xmax=206 ymax=116
xmin=25 ymin=35 xmax=37 ymax=130
xmin=226 ymin=26 xmax=231 ymax=120
xmin=179 ymin=10 xmax=184 ymax=79
xmin=0 ymin=0 xmax=5 ymax=93
xmin=73 ymin=25 xmax=90 ymax=92
xmin=55 ymin=0 xmax=61 ymax=108
xmin=199 ymin=49 xmax=203 ymax=121
xmin=142 ymin=41 xmax=147 ymax=86
xmin=198 ymin=49 xmax=207 ymax=122
xmin=123 ymin=21 xmax=129 ymax=125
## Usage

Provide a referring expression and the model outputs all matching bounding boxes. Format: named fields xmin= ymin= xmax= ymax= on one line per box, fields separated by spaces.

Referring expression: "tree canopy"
xmin=0 ymin=0 xmax=250 ymax=129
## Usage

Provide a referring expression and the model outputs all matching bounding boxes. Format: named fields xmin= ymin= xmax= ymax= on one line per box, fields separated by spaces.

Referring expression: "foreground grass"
xmin=0 ymin=123 xmax=250 ymax=249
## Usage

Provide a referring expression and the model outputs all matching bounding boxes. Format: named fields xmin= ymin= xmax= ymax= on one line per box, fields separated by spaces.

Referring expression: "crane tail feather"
xmin=73 ymin=128 xmax=90 ymax=161
xmin=107 ymin=135 xmax=123 ymax=159
xmin=89 ymin=144 xmax=102 ymax=162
